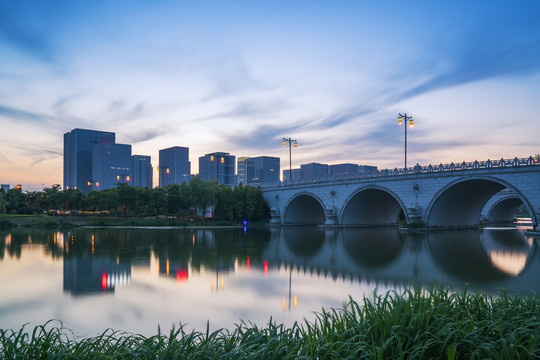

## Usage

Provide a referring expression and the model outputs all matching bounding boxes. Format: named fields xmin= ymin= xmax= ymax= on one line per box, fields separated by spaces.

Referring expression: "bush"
xmin=16 ymin=206 xmax=39 ymax=215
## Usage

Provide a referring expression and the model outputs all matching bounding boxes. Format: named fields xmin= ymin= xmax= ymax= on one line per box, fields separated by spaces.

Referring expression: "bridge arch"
xmin=426 ymin=176 xmax=536 ymax=227
xmin=282 ymin=192 xmax=326 ymax=225
xmin=486 ymin=196 xmax=524 ymax=225
xmin=340 ymin=186 xmax=407 ymax=226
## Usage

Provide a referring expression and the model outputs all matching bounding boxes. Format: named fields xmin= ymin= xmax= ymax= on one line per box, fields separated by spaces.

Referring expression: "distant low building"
xmin=358 ymin=165 xmax=378 ymax=178
xmin=301 ymin=163 xmax=329 ymax=180
xmin=238 ymin=156 xmax=280 ymax=186
xmin=329 ymin=163 xmax=359 ymax=176
xmin=283 ymin=168 xmax=304 ymax=181
xmin=0 ymin=184 xmax=9 ymax=193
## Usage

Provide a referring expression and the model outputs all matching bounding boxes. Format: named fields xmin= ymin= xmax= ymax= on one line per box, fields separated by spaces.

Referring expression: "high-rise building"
xmin=0 ymin=184 xmax=9 ymax=193
xmin=237 ymin=157 xmax=250 ymax=185
xmin=159 ymin=146 xmax=190 ymax=187
xmin=301 ymin=163 xmax=329 ymax=180
xmin=239 ymin=156 xmax=280 ymax=186
xmin=132 ymin=155 xmax=153 ymax=188
xmin=63 ymin=128 xmax=115 ymax=193
xmin=92 ymin=142 xmax=132 ymax=190
xmin=199 ymin=152 xmax=236 ymax=186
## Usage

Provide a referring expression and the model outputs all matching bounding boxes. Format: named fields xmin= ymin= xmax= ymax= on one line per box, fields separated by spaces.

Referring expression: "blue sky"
xmin=1 ymin=0 xmax=539 ymax=189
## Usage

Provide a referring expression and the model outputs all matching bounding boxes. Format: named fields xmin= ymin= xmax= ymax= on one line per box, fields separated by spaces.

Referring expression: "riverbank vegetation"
xmin=0 ymin=177 xmax=269 ymax=227
xmin=1 ymin=288 xmax=538 ymax=359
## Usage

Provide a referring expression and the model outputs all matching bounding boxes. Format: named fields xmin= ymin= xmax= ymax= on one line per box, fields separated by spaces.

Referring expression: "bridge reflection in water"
xmin=265 ymin=227 xmax=539 ymax=294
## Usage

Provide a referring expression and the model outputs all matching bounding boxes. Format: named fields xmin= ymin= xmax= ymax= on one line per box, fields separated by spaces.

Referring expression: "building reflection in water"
xmin=1 ymin=226 xmax=538 ymax=300
xmin=63 ymin=232 xmax=132 ymax=296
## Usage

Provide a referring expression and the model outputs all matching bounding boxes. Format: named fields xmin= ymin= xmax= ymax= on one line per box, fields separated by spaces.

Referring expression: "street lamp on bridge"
xmin=397 ymin=113 xmax=414 ymax=169
xmin=282 ymin=137 xmax=298 ymax=181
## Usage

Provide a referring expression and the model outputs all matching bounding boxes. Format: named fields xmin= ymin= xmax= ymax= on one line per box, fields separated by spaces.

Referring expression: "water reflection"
xmin=427 ymin=229 xmax=536 ymax=283
xmin=341 ymin=228 xmax=405 ymax=268
xmin=0 ymin=227 xmax=539 ymax=335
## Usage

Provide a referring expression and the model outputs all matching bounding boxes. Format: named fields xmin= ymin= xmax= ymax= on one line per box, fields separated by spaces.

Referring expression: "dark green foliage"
xmin=2 ymin=180 xmax=270 ymax=224
xmin=0 ymin=218 xmax=12 ymax=229
xmin=1 ymin=289 xmax=539 ymax=359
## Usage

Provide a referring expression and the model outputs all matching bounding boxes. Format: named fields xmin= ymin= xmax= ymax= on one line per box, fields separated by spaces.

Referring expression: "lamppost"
xmin=157 ymin=166 xmax=170 ymax=188
xmin=397 ymin=113 xmax=414 ymax=169
xmin=282 ymin=138 xmax=298 ymax=181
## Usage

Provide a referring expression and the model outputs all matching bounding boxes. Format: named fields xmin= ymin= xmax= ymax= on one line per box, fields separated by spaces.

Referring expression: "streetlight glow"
xmin=282 ymin=137 xmax=298 ymax=181
xmin=397 ymin=113 xmax=414 ymax=169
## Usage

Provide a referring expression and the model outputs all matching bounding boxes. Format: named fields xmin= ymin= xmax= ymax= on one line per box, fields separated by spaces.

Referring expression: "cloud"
xmin=123 ymin=128 xmax=169 ymax=145
xmin=0 ymin=104 xmax=54 ymax=123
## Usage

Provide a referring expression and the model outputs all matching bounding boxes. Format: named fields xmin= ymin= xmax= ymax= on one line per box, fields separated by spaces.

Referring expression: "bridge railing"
xmin=267 ymin=156 xmax=539 ymax=187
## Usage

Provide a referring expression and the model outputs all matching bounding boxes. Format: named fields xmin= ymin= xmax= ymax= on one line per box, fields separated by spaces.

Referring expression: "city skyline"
xmin=1 ymin=1 xmax=539 ymax=190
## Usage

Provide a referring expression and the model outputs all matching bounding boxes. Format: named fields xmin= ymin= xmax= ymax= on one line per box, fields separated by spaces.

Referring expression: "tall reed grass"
xmin=1 ymin=288 xmax=538 ymax=359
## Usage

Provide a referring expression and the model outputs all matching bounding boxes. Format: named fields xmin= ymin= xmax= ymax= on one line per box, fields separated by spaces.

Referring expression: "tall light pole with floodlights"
xmin=282 ymin=138 xmax=298 ymax=181
xmin=397 ymin=113 xmax=414 ymax=169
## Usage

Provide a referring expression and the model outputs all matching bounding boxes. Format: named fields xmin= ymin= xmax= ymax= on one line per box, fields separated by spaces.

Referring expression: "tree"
xmin=150 ymin=187 xmax=167 ymax=216
xmin=0 ymin=191 xmax=6 ymax=214
xmin=6 ymin=189 xmax=19 ymax=213
xmin=189 ymin=177 xmax=216 ymax=219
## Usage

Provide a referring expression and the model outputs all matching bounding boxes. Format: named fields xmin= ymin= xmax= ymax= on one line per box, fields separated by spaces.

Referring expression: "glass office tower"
xmin=199 ymin=152 xmax=236 ymax=186
xmin=132 ymin=155 xmax=153 ymax=188
xmin=63 ymin=128 xmax=115 ymax=193
xmin=158 ymin=146 xmax=190 ymax=187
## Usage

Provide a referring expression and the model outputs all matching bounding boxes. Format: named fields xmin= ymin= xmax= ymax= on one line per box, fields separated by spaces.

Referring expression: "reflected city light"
xmin=210 ymin=281 xmax=214 ymax=291
xmin=221 ymin=275 xmax=224 ymax=289
xmin=192 ymin=233 xmax=195 ymax=247
xmin=247 ymin=257 xmax=250 ymax=272
xmin=166 ymin=259 xmax=170 ymax=276
xmin=6 ymin=234 xmax=11 ymax=246
xmin=92 ymin=234 xmax=95 ymax=254
xmin=264 ymin=261 xmax=268 ymax=276
xmin=102 ymin=272 xmax=107 ymax=290
xmin=282 ymin=297 xmax=286 ymax=310
xmin=294 ymin=295 xmax=298 ymax=308
xmin=489 ymin=251 xmax=528 ymax=276
xmin=176 ymin=269 xmax=188 ymax=283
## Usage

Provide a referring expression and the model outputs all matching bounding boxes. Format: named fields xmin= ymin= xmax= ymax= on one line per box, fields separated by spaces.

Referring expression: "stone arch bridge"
xmin=262 ymin=157 xmax=540 ymax=228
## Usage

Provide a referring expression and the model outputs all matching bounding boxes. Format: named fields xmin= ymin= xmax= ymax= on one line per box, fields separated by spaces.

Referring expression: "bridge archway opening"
xmin=486 ymin=197 xmax=524 ymax=226
xmin=427 ymin=179 xmax=515 ymax=227
xmin=341 ymin=188 xmax=405 ymax=226
xmin=283 ymin=194 xmax=326 ymax=225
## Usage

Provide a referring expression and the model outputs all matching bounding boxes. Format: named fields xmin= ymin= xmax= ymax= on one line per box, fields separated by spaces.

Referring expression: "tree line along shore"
xmin=0 ymin=177 xmax=269 ymax=228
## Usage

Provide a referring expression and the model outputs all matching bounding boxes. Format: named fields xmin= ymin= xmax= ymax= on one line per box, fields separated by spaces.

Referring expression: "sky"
xmin=1 ymin=0 xmax=539 ymax=190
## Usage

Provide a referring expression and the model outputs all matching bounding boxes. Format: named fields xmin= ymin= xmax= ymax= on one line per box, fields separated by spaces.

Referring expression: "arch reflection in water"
xmin=340 ymin=228 xmax=405 ymax=268
xmin=427 ymin=229 xmax=535 ymax=283
xmin=282 ymin=227 xmax=326 ymax=258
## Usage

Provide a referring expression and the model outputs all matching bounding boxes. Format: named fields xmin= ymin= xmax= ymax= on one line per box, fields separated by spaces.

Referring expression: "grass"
xmin=1 ymin=288 xmax=539 ymax=359
xmin=0 ymin=214 xmax=254 ymax=228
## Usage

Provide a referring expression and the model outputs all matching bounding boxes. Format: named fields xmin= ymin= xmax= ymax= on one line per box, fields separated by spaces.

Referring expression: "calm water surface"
xmin=0 ymin=226 xmax=538 ymax=336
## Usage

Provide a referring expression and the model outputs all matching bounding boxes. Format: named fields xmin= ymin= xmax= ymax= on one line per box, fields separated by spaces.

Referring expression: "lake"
xmin=0 ymin=226 xmax=538 ymax=337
